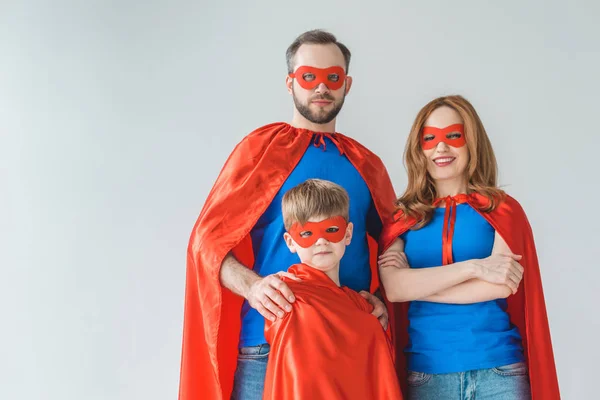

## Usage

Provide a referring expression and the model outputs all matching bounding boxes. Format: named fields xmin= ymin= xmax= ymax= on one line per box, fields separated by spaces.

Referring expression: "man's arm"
xmin=219 ymin=252 xmax=261 ymax=298
xmin=219 ymin=252 xmax=299 ymax=321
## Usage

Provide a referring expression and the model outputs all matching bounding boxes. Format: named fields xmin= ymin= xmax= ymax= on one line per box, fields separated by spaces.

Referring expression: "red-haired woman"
xmin=379 ymin=95 xmax=559 ymax=400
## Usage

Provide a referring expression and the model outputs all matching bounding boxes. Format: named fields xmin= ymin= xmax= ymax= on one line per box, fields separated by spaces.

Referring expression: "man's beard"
xmin=292 ymin=88 xmax=346 ymax=125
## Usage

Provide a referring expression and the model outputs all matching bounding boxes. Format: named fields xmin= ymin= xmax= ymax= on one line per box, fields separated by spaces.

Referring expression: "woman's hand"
xmin=378 ymin=248 xmax=410 ymax=270
xmin=472 ymin=253 xmax=524 ymax=293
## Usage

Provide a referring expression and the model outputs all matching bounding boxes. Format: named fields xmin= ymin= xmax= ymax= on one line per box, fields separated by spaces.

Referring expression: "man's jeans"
xmin=230 ymin=344 xmax=270 ymax=400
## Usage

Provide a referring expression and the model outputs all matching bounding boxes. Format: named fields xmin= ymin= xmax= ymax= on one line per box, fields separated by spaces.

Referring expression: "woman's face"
xmin=422 ymin=106 xmax=469 ymax=184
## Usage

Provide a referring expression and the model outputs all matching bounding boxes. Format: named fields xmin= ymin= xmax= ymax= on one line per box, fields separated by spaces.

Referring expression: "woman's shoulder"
xmin=469 ymin=192 xmax=530 ymax=224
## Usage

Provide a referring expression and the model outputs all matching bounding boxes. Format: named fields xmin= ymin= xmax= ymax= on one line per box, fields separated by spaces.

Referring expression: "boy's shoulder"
xmin=280 ymin=275 xmax=372 ymax=314
xmin=340 ymin=287 xmax=374 ymax=313
xmin=280 ymin=277 xmax=332 ymax=302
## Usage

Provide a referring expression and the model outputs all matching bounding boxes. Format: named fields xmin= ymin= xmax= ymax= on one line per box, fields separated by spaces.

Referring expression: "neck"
xmin=324 ymin=266 xmax=341 ymax=286
xmin=303 ymin=262 xmax=341 ymax=286
xmin=434 ymin=177 xmax=468 ymax=198
xmin=290 ymin=110 xmax=336 ymax=133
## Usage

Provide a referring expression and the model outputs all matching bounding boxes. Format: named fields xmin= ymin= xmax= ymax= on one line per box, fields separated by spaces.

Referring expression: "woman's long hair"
xmin=396 ymin=95 xmax=505 ymax=228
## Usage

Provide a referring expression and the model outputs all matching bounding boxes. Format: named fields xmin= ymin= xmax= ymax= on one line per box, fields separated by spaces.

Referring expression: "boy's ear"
xmin=283 ymin=232 xmax=297 ymax=253
xmin=344 ymin=222 xmax=354 ymax=245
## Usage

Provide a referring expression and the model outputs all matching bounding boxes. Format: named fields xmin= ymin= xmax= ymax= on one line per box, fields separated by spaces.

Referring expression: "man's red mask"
xmin=288 ymin=216 xmax=348 ymax=248
xmin=288 ymin=66 xmax=347 ymax=91
xmin=421 ymin=124 xmax=466 ymax=150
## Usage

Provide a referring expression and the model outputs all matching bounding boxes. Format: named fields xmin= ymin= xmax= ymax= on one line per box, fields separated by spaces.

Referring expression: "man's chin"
xmin=310 ymin=116 xmax=333 ymax=124
xmin=306 ymin=110 xmax=336 ymax=124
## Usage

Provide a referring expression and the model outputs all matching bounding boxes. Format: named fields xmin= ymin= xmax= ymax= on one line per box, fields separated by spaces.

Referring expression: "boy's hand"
xmin=246 ymin=273 xmax=301 ymax=322
xmin=359 ymin=291 xmax=388 ymax=330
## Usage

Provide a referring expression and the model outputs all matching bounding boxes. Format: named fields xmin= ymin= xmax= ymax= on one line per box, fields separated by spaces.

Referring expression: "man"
xmin=179 ymin=30 xmax=397 ymax=400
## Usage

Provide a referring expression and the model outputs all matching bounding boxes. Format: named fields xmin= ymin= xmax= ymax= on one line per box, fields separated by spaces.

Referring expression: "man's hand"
xmin=359 ymin=290 xmax=388 ymax=330
xmin=246 ymin=272 xmax=301 ymax=321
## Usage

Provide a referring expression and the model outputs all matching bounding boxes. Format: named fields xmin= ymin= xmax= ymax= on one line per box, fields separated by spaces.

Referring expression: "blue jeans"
xmin=230 ymin=344 xmax=270 ymax=400
xmin=407 ymin=362 xmax=531 ymax=400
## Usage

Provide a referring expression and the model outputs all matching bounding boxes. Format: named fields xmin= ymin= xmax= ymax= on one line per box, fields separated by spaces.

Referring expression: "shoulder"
xmin=239 ymin=122 xmax=288 ymax=145
xmin=244 ymin=122 xmax=290 ymax=139
xmin=342 ymin=287 xmax=373 ymax=313
xmin=381 ymin=208 xmax=418 ymax=244
xmin=501 ymin=194 xmax=525 ymax=212
xmin=282 ymin=280 xmax=324 ymax=303
xmin=469 ymin=192 xmax=528 ymax=220
xmin=232 ymin=122 xmax=297 ymax=159
xmin=495 ymin=193 xmax=528 ymax=221
xmin=336 ymin=133 xmax=382 ymax=160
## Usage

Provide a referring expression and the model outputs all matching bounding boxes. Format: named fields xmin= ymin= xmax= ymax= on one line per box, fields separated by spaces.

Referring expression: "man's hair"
xmin=286 ymin=29 xmax=351 ymax=74
xmin=282 ymin=179 xmax=350 ymax=230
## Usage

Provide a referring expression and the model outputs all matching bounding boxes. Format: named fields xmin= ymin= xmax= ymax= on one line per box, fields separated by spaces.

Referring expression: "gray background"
xmin=1 ymin=0 xmax=598 ymax=399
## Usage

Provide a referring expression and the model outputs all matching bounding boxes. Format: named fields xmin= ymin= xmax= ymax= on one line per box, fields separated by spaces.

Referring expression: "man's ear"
xmin=344 ymin=76 xmax=353 ymax=95
xmin=286 ymin=75 xmax=294 ymax=95
xmin=344 ymin=222 xmax=354 ymax=245
xmin=283 ymin=232 xmax=297 ymax=253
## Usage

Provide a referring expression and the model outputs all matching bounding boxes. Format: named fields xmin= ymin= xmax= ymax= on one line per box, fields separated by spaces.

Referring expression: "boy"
xmin=262 ymin=179 xmax=402 ymax=400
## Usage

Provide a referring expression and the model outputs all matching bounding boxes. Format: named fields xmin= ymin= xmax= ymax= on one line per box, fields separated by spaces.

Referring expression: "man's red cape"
xmin=379 ymin=193 xmax=560 ymax=399
xmin=262 ymin=263 xmax=403 ymax=400
xmin=178 ymin=122 xmax=397 ymax=400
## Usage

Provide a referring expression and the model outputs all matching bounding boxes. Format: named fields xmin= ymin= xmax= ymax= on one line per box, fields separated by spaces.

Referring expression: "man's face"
xmin=287 ymin=44 xmax=353 ymax=125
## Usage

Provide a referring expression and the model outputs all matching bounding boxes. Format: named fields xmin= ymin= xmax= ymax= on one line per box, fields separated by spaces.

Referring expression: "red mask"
xmin=288 ymin=216 xmax=348 ymax=248
xmin=288 ymin=66 xmax=347 ymax=90
xmin=421 ymin=124 xmax=466 ymax=150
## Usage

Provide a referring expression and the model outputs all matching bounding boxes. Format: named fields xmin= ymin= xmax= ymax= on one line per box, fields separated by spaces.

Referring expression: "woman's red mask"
xmin=288 ymin=216 xmax=348 ymax=248
xmin=288 ymin=66 xmax=347 ymax=90
xmin=421 ymin=124 xmax=466 ymax=150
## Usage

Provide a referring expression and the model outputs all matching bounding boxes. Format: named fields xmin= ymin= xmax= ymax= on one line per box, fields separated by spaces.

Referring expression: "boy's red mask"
xmin=421 ymin=124 xmax=466 ymax=150
xmin=288 ymin=66 xmax=347 ymax=90
xmin=288 ymin=216 xmax=348 ymax=248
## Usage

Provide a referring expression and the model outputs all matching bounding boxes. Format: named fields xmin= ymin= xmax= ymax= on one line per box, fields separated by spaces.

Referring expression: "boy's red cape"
xmin=379 ymin=193 xmax=560 ymax=399
xmin=178 ymin=122 xmax=397 ymax=400
xmin=262 ymin=263 xmax=402 ymax=400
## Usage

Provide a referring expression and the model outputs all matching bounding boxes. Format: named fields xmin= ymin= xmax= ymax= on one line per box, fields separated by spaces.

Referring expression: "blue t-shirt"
xmin=401 ymin=204 xmax=524 ymax=374
xmin=239 ymin=135 xmax=381 ymax=347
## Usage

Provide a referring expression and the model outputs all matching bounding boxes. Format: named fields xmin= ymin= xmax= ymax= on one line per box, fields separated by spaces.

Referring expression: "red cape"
xmin=263 ymin=263 xmax=403 ymax=400
xmin=179 ymin=122 xmax=397 ymax=400
xmin=379 ymin=193 xmax=560 ymax=399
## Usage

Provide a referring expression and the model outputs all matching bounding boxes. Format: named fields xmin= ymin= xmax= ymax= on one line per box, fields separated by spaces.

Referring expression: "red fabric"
xmin=379 ymin=193 xmax=560 ymax=399
xmin=178 ymin=122 xmax=397 ymax=400
xmin=288 ymin=66 xmax=347 ymax=90
xmin=434 ymin=194 xmax=469 ymax=265
xmin=421 ymin=123 xmax=466 ymax=149
xmin=263 ymin=264 xmax=403 ymax=400
xmin=288 ymin=216 xmax=348 ymax=248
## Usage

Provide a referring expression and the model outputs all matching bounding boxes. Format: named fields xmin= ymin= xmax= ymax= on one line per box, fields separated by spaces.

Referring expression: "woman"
xmin=378 ymin=95 xmax=559 ymax=399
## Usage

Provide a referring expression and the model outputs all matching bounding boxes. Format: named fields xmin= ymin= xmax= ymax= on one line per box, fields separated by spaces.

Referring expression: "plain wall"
xmin=1 ymin=1 xmax=598 ymax=398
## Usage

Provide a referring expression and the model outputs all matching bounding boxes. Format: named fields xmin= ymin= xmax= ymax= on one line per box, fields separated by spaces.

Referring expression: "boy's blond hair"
xmin=282 ymin=179 xmax=350 ymax=230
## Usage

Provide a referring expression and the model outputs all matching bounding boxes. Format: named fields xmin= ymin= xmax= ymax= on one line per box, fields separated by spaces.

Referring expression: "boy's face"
xmin=284 ymin=215 xmax=353 ymax=272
